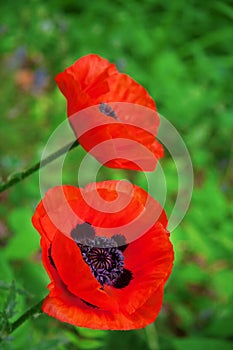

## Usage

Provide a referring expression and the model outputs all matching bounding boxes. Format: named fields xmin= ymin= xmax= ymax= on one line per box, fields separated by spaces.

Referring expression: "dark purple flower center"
xmin=70 ymin=222 xmax=132 ymax=288
xmin=77 ymin=236 xmax=125 ymax=287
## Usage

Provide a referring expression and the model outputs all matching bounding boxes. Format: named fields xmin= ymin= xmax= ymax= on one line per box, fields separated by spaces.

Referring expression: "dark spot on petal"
xmin=71 ymin=222 xmax=96 ymax=242
xmin=113 ymin=268 xmax=133 ymax=289
xmin=99 ymin=102 xmax=118 ymax=120
xmin=48 ymin=244 xmax=56 ymax=269
xmin=80 ymin=298 xmax=99 ymax=309
xmin=112 ymin=234 xmax=128 ymax=252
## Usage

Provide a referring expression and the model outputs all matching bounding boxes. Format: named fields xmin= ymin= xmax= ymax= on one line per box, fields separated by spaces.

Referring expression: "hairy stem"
xmin=0 ymin=140 xmax=80 ymax=193
xmin=0 ymin=299 xmax=44 ymax=342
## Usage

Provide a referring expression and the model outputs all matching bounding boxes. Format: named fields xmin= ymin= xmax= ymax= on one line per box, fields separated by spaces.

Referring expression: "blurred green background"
xmin=0 ymin=0 xmax=232 ymax=349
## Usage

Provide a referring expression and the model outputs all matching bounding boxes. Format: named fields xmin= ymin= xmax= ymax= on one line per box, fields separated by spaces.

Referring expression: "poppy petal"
xmin=51 ymin=231 xmax=119 ymax=311
xmin=55 ymin=54 xmax=117 ymax=116
xmin=104 ymin=222 xmax=173 ymax=314
xmin=42 ymin=278 xmax=165 ymax=330
xmin=32 ymin=182 xmax=167 ymax=245
xmin=69 ymin=102 xmax=163 ymax=171
xmin=102 ymin=73 xmax=156 ymax=110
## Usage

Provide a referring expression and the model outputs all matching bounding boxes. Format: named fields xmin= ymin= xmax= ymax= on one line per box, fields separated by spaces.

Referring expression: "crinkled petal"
xmin=104 ymin=223 xmax=174 ymax=314
xmin=42 ymin=278 xmax=165 ymax=330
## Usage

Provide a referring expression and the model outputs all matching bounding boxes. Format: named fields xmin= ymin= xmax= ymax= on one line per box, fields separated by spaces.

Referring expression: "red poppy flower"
xmin=32 ymin=181 xmax=174 ymax=330
xmin=55 ymin=54 xmax=163 ymax=171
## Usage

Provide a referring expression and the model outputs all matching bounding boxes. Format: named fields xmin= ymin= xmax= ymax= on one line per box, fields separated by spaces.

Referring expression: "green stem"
xmin=145 ymin=323 xmax=160 ymax=350
xmin=10 ymin=299 xmax=44 ymax=334
xmin=1 ymin=299 xmax=44 ymax=342
xmin=0 ymin=140 xmax=80 ymax=193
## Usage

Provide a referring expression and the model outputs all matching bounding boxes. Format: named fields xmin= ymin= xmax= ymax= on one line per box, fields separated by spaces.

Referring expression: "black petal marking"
xmin=113 ymin=268 xmax=133 ymax=289
xmin=99 ymin=102 xmax=118 ymax=120
xmin=80 ymin=298 xmax=99 ymax=309
xmin=112 ymin=234 xmax=128 ymax=252
xmin=48 ymin=244 xmax=56 ymax=269
xmin=71 ymin=222 xmax=96 ymax=242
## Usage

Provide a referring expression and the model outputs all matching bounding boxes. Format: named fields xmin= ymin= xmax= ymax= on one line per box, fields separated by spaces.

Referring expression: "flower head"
xmin=55 ymin=54 xmax=164 ymax=171
xmin=32 ymin=181 xmax=174 ymax=330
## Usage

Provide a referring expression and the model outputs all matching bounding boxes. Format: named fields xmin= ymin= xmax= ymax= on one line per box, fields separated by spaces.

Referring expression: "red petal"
xmin=55 ymin=54 xmax=117 ymax=116
xmin=67 ymin=54 xmax=117 ymax=92
xmin=51 ymin=231 xmax=119 ymax=311
xmin=77 ymin=126 xmax=160 ymax=171
xmin=32 ymin=201 xmax=49 ymax=241
xmin=102 ymin=73 xmax=156 ymax=110
xmin=32 ymin=183 xmax=167 ymax=244
xmin=32 ymin=186 xmax=84 ymax=241
xmin=40 ymin=237 xmax=57 ymax=281
xmin=42 ymin=279 xmax=165 ymax=330
xmin=56 ymin=54 xmax=156 ymax=113
xmin=69 ymin=102 xmax=163 ymax=171
xmin=104 ymin=223 xmax=174 ymax=314
xmin=56 ymin=71 xmax=91 ymax=116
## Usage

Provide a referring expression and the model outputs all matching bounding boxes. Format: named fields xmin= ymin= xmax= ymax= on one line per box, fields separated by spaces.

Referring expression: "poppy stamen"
xmin=99 ymin=102 xmax=118 ymax=120
xmin=75 ymin=235 xmax=127 ymax=287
